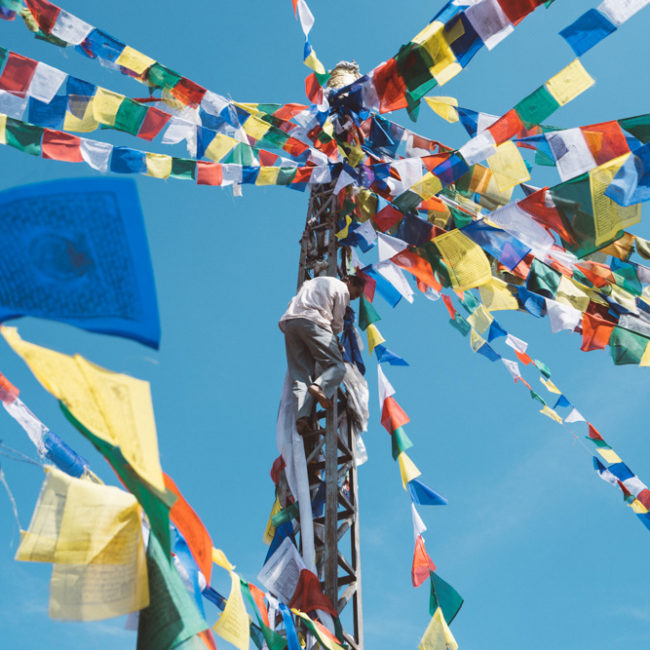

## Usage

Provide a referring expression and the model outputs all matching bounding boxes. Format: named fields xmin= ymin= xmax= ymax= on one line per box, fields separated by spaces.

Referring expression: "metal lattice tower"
xmin=280 ymin=181 xmax=364 ymax=649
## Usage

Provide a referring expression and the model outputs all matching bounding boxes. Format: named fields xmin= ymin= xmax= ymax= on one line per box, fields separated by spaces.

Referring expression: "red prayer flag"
xmin=171 ymin=77 xmax=207 ymax=107
xmin=41 ymin=129 xmax=83 ymax=162
xmin=411 ymin=535 xmax=436 ymax=588
xmin=0 ymin=372 xmax=19 ymax=403
xmin=636 ymin=489 xmax=650 ymax=510
xmin=580 ymin=121 xmax=629 ymax=166
xmin=283 ymin=137 xmax=309 ymax=157
xmin=587 ymin=424 xmax=604 ymax=442
xmin=0 ymin=52 xmax=38 ymax=94
xmin=292 ymin=166 xmax=313 ymax=184
xmin=197 ymin=161 xmax=223 ymax=186
xmin=258 ymin=149 xmax=279 ymax=166
xmin=442 ymin=294 xmax=455 ymax=319
xmin=25 ymin=0 xmax=60 ymax=33
xmin=392 ymin=250 xmax=442 ymax=292
xmin=138 ymin=106 xmax=171 ymax=141
xmin=305 ymin=72 xmax=324 ymax=104
xmin=373 ymin=204 xmax=403 ymax=232
xmin=498 ymin=0 xmax=545 ymax=24
xmin=289 ymin=569 xmax=338 ymax=617
xmin=381 ymin=396 xmax=410 ymax=433
xmin=372 ymin=58 xmax=408 ymax=113
xmin=515 ymin=350 xmax=533 ymax=365
xmin=580 ymin=313 xmax=615 ymax=352
xmin=164 ymin=474 xmax=213 ymax=582
xmin=518 ymin=188 xmax=576 ymax=245
xmin=488 ymin=109 xmax=524 ymax=144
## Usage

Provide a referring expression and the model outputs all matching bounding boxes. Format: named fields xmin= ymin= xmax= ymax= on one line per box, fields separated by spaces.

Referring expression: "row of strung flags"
xmin=0 ymin=327 xmax=355 ymax=650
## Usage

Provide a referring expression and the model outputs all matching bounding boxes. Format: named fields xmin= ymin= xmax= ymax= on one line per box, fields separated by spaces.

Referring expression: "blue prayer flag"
xmin=408 ymin=478 xmax=448 ymax=505
xmin=0 ymin=178 xmax=160 ymax=347
xmin=560 ymin=9 xmax=616 ymax=57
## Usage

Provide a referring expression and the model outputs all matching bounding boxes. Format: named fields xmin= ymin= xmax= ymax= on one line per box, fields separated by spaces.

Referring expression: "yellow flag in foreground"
xmin=16 ymin=467 xmax=148 ymax=621
xmin=419 ymin=606 xmax=459 ymax=650
xmin=212 ymin=548 xmax=250 ymax=650
xmin=2 ymin=327 xmax=166 ymax=494
xmin=398 ymin=452 xmax=421 ymax=489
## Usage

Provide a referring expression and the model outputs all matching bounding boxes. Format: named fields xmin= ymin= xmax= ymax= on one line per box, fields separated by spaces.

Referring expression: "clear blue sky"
xmin=1 ymin=2 xmax=650 ymax=649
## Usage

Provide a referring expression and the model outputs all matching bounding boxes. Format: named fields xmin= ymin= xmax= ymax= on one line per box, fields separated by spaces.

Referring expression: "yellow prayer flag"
xmin=414 ymin=21 xmax=461 ymax=85
xmin=466 ymin=304 xmax=493 ymax=334
xmin=2 ymin=327 xmax=166 ymax=494
xmin=212 ymin=547 xmax=234 ymax=572
xmin=418 ymin=607 xmax=458 ymax=650
xmin=335 ymin=215 xmax=353 ymax=240
xmin=598 ymin=448 xmax=623 ymax=464
xmin=545 ymin=59 xmax=595 ymax=106
xmin=213 ymin=570 xmax=250 ymax=650
xmin=486 ymin=141 xmax=530 ymax=192
xmin=243 ymin=115 xmax=271 ymax=140
xmin=434 ymin=230 xmax=492 ymax=290
xmin=609 ymin=285 xmax=638 ymax=315
xmin=398 ymin=452 xmax=421 ymax=489
xmin=93 ymin=88 xmax=126 ymax=127
xmin=63 ymin=99 xmax=99 ymax=133
xmin=556 ymin=276 xmax=590 ymax=312
xmin=423 ymin=96 xmax=459 ymax=123
xmin=469 ymin=328 xmax=485 ymax=352
xmin=115 ymin=46 xmax=156 ymax=75
xmin=0 ymin=113 xmax=6 ymax=144
xmin=256 ymin=166 xmax=281 ymax=186
xmin=146 ymin=153 xmax=172 ymax=179
xmin=412 ymin=172 xmax=443 ymax=200
xmin=479 ymin=278 xmax=519 ymax=311
xmin=540 ymin=376 xmax=561 ymax=395
xmin=539 ymin=406 xmax=563 ymax=424
xmin=204 ymin=134 xmax=237 ymax=162
xmin=263 ymin=497 xmax=282 ymax=545
xmin=304 ymin=50 xmax=326 ymax=76
xmin=630 ymin=499 xmax=649 ymax=515
xmin=639 ymin=341 xmax=650 ymax=367
xmin=589 ymin=155 xmax=641 ymax=246
xmin=17 ymin=467 xmax=149 ymax=621
xmin=480 ymin=170 xmax=514 ymax=208
xmin=367 ymin=324 xmax=385 ymax=355
xmin=293 ymin=610 xmax=346 ymax=650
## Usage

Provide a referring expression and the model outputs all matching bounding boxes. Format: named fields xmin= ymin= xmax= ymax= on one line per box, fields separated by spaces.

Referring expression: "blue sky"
xmin=1 ymin=1 xmax=650 ymax=649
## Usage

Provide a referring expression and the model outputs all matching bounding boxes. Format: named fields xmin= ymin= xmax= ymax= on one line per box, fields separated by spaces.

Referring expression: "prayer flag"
xmin=429 ymin=572 xmax=463 ymax=624
xmin=418 ymin=607 xmax=458 ymax=650
xmin=412 ymin=535 xmax=436 ymax=588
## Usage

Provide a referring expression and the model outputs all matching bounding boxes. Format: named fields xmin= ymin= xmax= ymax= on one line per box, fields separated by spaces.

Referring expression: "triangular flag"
xmin=429 ymin=572 xmax=464 ymax=625
xmin=411 ymin=535 xmax=436 ymax=588
xmin=367 ymin=323 xmax=385 ymax=355
xmin=418 ymin=606 xmax=459 ymax=650
xmin=408 ymin=479 xmax=448 ymax=506
xmin=398 ymin=452 xmax=421 ymax=489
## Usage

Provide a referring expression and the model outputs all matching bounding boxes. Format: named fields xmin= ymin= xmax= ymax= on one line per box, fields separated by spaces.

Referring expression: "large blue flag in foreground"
xmin=0 ymin=177 xmax=160 ymax=347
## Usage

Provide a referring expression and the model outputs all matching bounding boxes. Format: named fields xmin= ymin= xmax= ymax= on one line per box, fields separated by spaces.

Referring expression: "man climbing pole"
xmin=280 ymin=275 xmax=365 ymax=435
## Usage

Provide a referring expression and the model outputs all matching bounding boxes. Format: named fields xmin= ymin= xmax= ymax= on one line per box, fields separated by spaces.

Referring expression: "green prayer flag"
xmin=241 ymin=580 xmax=287 ymax=650
xmin=170 ymin=158 xmax=197 ymax=180
xmin=392 ymin=190 xmax=420 ymax=214
xmin=0 ymin=46 xmax=7 ymax=71
xmin=271 ymin=501 xmax=300 ymax=527
xmin=429 ymin=572 xmax=464 ymax=625
xmin=276 ymin=167 xmax=297 ymax=185
xmin=392 ymin=426 xmax=414 ymax=460
xmin=358 ymin=295 xmax=381 ymax=331
xmin=449 ymin=314 xmax=471 ymax=336
xmin=137 ymin=534 xmax=208 ymax=650
xmin=114 ymin=98 xmax=148 ymax=135
xmin=619 ymin=114 xmax=650 ymax=144
xmin=609 ymin=327 xmax=649 ymax=365
xmin=260 ymin=127 xmax=290 ymax=149
xmin=535 ymin=149 xmax=556 ymax=167
xmin=460 ymin=291 xmax=480 ymax=314
xmin=514 ymin=85 xmax=560 ymax=126
xmin=533 ymin=359 xmax=552 ymax=378
xmin=396 ymin=42 xmax=434 ymax=93
xmin=224 ymin=142 xmax=257 ymax=167
xmin=5 ymin=118 xmax=42 ymax=156
xmin=146 ymin=63 xmax=182 ymax=90
xmin=528 ymin=259 xmax=561 ymax=298
xmin=530 ymin=390 xmax=546 ymax=405
xmin=60 ymin=401 xmax=175 ymax=557
xmin=452 ymin=209 xmax=472 ymax=230
xmin=612 ymin=264 xmax=642 ymax=296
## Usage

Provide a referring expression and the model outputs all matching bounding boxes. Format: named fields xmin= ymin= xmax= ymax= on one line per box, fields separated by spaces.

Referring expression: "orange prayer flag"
xmin=381 ymin=396 xmax=410 ymax=433
xmin=164 ymin=473 xmax=213 ymax=582
xmin=248 ymin=583 xmax=270 ymax=628
xmin=392 ymin=250 xmax=443 ymax=292
xmin=411 ymin=536 xmax=436 ymax=588
xmin=580 ymin=313 xmax=615 ymax=352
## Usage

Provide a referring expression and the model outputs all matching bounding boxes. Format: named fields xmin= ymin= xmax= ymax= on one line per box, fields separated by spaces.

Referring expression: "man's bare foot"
xmin=296 ymin=417 xmax=311 ymax=436
xmin=308 ymin=383 xmax=332 ymax=409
